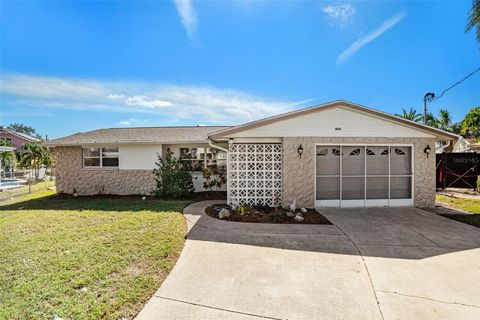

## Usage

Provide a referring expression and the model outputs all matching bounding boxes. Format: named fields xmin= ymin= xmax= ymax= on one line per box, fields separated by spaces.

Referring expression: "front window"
xmin=179 ymin=147 xmax=226 ymax=171
xmin=83 ymin=147 xmax=118 ymax=168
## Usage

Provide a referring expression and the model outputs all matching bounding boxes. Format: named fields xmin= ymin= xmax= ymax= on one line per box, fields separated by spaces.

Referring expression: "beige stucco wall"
xmin=282 ymin=137 xmax=436 ymax=208
xmin=55 ymin=146 xmax=156 ymax=195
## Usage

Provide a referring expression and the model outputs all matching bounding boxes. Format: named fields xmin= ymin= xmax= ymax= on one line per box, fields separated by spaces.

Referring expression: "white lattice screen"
xmin=228 ymin=143 xmax=282 ymax=206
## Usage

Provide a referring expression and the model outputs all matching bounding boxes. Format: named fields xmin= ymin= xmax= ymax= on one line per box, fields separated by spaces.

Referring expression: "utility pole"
xmin=423 ymin=92 xmax=435 ymax=124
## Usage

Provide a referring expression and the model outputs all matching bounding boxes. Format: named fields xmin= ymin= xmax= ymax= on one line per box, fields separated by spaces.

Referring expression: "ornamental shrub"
xmin=201 ymin=164 xmax=227 ymax=192
xmin=152 ymin=150 xmax=194 ymax=198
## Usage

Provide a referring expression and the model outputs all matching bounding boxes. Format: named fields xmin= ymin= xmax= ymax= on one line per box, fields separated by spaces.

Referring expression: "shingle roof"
xmin=46 ymin=126 xmax=231 ymax=146
xmin=0 ymin=127 xmax=39 ymax=142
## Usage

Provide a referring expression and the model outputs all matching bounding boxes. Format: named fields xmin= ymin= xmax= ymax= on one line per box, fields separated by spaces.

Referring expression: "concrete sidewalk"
xmin=136 ymin=202 xmax=480 ymax=320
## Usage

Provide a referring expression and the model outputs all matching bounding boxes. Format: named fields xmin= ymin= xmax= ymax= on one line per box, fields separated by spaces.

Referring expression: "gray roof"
xmin=0 ymin=127 xmax=39 ymax=142
xmin=46 ymin=126 xmax=231 ymax=146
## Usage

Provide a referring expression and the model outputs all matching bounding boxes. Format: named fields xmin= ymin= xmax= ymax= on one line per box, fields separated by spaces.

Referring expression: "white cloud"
xmin=0 ymin=73 xmax=313 ymax=125
xmin=107 ymin=94 xmax=125 ymax=99
xmin=337 ymin=11 xmax=406 ymax=66
xmin=119 ymin=118 xmax=147 ymax=126
xmin=120 ymin=119 xmax=134 ymax=125
xmin=322 ymin=4 xmax=356 ymax=27
xmin=125 ymin=95 xmax=173 ymax=108
xmin=172 ymin=0 xmax=198 ymax=39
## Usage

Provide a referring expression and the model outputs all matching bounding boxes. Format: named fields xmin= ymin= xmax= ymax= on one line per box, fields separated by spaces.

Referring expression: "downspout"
xmin=208 ymin=139 xmax=228 ymax=153
xmin=208 ymin=138 xmax=229 ymax=204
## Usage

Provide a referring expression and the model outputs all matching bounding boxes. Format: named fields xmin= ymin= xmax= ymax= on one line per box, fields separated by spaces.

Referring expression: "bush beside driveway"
xmin=0 ymin=191 xmax=190 ymax=320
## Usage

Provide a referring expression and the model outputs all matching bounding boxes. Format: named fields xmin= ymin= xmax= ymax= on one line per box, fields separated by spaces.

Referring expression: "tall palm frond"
xmin=395 ymin=108 xmax=422 ymax=122
xmin=466 ymin=0 xmax=480 ymax=44
xmin=423 ymin=112 xmax=440 ymax=128
xmin=438 ymin=109 xmax=453 ymax=131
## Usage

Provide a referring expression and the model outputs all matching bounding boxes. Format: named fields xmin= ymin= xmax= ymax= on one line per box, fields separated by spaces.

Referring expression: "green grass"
xmin=0 ymin=180 xmax=55 ymax=202
xmin=436 ymin=195 xmax=480 ymax=228
xmin=436 ymin=195 xmax=480 ymax=214
xmin=0 ymin=191 xmax=191 ymax=320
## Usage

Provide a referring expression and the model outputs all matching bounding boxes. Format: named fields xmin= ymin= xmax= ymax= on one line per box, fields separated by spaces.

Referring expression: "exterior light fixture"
xmin=424 ymin=144 xmax=431 ymax=157
xmin=298 ymin=144 xmax=304 ymax=159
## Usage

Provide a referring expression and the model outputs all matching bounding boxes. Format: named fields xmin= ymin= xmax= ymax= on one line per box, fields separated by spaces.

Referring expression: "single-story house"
xmin=47 ymin=100 xmax=458 ymax=208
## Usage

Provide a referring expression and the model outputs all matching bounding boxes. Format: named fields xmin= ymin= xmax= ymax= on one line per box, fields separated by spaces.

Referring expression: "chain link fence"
xmin=0 ymin=168 xmax=56 ymax=202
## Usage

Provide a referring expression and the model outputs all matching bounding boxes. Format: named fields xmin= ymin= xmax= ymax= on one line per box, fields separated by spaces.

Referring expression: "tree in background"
xmin=0 ymin=138 xmax=17 ymax=171
xmin=396 ymin=108 xmax=462 ymax=134
xmin=460 ymin=106 xmax=480 ymax=138
xmin=7 ymin=123 xmax=42 ymax=139
xmin=437 ymin=109 xmax=453 ymax=131
xmin=423 ymin=112 xmax=439 ymax=128
xmin=396 ymin=108 xmax=422 ymax=122
xmin=466 ymin=0 xmax=480 ymax=44
xmin=18 ymin=141 xmax=54 ymax=179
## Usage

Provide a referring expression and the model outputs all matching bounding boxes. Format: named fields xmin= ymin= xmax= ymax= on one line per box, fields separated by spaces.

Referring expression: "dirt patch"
xmin=206 ymin=204 xmax=332 ymax=224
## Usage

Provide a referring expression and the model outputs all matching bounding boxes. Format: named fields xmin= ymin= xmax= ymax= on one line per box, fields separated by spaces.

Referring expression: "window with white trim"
xmin=83 ymin=147 xmax=119 ymax=168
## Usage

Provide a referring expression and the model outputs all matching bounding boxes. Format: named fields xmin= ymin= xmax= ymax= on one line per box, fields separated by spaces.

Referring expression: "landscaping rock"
xmin=218 ymin=208 xmax=231 ymax=219
xmin=286 ymin=211 xmax=296 ymax=217
xmin=300 ymin=207 xmax=307 ymax=213
xmin=294 ymin=215 xmax=304 ymax=222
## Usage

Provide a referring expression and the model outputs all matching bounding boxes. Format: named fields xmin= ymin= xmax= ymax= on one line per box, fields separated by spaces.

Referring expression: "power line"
xmin=433 ymin=66 xmax=480 ymax=101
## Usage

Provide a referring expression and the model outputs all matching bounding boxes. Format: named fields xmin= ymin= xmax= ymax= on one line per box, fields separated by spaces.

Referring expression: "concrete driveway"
xmin=136 ymin=201 xmax=480 ymax=320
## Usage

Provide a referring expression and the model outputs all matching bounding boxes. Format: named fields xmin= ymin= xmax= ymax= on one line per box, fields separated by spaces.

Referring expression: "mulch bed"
xmin=206 ymin=204 xmax=332 ymax=224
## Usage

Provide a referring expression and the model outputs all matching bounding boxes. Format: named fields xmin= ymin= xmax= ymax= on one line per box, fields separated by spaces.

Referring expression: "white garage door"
xmin=315 ymin=145 xmax=413 ymax=207
xmin=228 ymin=143 xmax=282 ymax=206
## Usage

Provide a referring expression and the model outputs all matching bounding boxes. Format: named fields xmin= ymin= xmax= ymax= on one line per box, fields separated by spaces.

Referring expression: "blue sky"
xmin=0 ymin=0 xmax=479 ymax=139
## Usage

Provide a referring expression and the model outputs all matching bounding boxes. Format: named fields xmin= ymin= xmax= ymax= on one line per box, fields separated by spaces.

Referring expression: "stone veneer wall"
xmin=55 ymin=146 xmax=156 ymax=195
xmin=282 ymin=137 xmax=436 ymax=208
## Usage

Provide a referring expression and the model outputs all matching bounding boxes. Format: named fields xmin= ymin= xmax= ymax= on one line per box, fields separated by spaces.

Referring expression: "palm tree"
xmin=0 ymin=138 xmax=16 ymax=176
xmin=466 ymin=0 xmax=480 ymax=44
xmin=423 ymin=112 xmax=439 ymax=128
xmin=396 ymin=108 xmax=422 ymax=122
xmin=460 ymin=106 xmax=480 ymax=138
xmin=19 ymin=142 xmax=54 ymax=180
xmin=437 ymin=109 xmax=453 ymax=131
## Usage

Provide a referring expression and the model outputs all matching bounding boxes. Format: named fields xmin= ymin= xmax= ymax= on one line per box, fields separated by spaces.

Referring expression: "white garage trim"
xmin=314 ymin=143 xmax=414 ymax=208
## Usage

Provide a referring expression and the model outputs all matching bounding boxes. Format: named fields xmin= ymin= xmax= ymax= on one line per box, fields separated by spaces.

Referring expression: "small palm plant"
xmin=0 ymin=138 xmax=17 ymax=174
xmin=18 ymin=142 xmax=54 ymax=180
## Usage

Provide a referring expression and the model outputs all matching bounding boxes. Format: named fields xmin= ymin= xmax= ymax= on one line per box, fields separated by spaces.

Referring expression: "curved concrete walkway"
xmin=136 ymin=201 xmax=480 ymax=320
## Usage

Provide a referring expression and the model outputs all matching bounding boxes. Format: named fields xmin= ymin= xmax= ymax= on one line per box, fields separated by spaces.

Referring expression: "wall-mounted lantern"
xmin=298 ymin=144 xmax=304 ymax=159
xmin=424 ymin=144 xmax=431 ymax=158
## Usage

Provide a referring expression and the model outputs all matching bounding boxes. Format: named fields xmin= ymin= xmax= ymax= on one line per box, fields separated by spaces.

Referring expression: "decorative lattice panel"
xmin=228 ymin=143 xmax=282 ymax=207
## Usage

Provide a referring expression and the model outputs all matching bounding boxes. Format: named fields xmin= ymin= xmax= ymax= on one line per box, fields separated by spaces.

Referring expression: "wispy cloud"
xmin=337 ymin=11 xmax=407 ymax=66
xmin=0 ymin=73 xmax=313 ymax=125
xmin=172 ymin=0 xmax=198 ymax=39
xmin=322 ymin=3 xmax=356 ymax=27
xmin=119 ymin=118 xmax=149 ymax=126
xmin=125 ymin=95 xmax=172 ymax=108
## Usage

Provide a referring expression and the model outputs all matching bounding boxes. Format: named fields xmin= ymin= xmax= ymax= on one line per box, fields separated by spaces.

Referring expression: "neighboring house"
xmin=451 ymin=136 xmax=480 ymax=153
xmin=47 ymin=100 xmax=457 ymax=208
xmin=0 ymin=126 xmax=39 ymax=152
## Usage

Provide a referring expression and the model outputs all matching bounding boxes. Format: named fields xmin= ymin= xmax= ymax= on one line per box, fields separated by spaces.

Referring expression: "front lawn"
xmin=0 ymin=191 xmax=190 ymax=319
xmin=436 ymin=194 xmax=480 ymax=228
